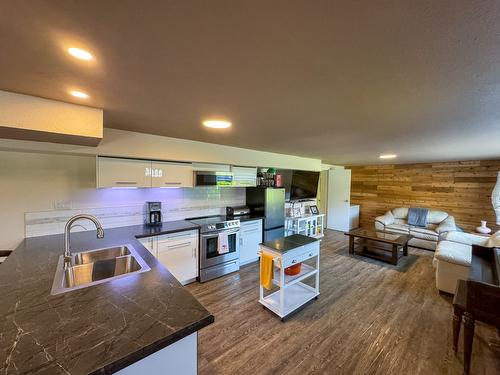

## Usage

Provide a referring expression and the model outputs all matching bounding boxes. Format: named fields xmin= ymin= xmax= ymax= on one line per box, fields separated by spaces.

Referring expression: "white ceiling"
xmin=1 ymin=0 xmax=500 ymax=165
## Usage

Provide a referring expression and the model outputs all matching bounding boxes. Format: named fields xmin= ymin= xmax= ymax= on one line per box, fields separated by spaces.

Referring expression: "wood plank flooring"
xmin=187 ymin=230 xmax=500 ymax=375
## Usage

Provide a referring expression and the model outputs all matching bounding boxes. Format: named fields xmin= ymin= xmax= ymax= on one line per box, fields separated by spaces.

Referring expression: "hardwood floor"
xmin=187 ymin=230 xmax=500 ymax=375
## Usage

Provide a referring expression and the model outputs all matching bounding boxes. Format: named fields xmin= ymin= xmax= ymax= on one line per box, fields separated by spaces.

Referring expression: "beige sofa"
xmin=375 ymin=207 xmax=457 ymax=250
xmin=433 ymin=231 xmax=500 ymax=294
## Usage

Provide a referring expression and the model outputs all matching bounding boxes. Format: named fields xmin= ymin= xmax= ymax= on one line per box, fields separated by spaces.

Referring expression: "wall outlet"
xmin=54 ymin=200 xmax=72 ymax=210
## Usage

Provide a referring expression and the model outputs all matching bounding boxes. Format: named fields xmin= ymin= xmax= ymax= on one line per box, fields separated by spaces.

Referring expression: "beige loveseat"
xmin=375 ymin=207 xmax=457 ymax=250
xmin=433 ymin=231 xmax=500 ymax=294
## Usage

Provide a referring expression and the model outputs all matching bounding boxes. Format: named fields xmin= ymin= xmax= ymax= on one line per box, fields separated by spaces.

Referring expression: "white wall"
xmin=0 ymin=124 xmax=322 ymax=250
xmin=0 ymin=90 xmax=103 ymax=144
xmin=0 ymin=127 xmax=322 ymax=171
xmin=0 ymin=150 xmax=244 ymax=250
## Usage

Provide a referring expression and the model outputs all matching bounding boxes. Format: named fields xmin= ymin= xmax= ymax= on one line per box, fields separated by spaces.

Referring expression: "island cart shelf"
xmin=259 ymin=234 xmax=320 ymax=320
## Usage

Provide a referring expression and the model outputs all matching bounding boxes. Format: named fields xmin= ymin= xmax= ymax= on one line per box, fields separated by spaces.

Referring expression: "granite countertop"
xmin=260 ymin=234 xmax=319 ymax=254
xmin=0 ymin=220 xmax=213 ymax=375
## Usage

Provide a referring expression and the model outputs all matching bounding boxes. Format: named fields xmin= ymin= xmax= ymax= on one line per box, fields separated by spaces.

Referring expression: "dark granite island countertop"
xmin=0 ymin=220 xmax=213 ymax=375
xmin=260 ymin=234 xmax=319 ymax=254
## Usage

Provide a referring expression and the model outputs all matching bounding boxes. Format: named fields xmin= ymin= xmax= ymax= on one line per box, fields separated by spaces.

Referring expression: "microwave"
xmin=194 ymin=171 xmax=233 ymax=187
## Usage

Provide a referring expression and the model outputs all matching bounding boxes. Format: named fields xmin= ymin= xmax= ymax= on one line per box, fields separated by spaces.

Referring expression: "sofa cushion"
xmin=410 ymin=227 xmax=439 ymax=241
xmin=392 ymin=207 xmax=409 ymax=220
xmin=393 ymin=218 xmax=407 ymax=225
xmin=410 ymin=237 xmax=437 ymax=250
xmin=435 ymin=240 xmax=471 ymax=267
xmin=385 ymin=223 xmax=410 ymax=234
xmin=377 ymin=211 xmax=394 ymax=225
xmin=427 ymin=210 xmax=448 ymax=224
xmin=443 ymin=231 xmax=489 ymax=246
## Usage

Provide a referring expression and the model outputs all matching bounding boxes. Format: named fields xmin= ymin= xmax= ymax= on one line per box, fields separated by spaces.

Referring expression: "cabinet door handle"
xmin=167 ymin=242 xmax=191 ymax=250
xmin=115 ymin=181 xmax=137 ymax=185
xmin=164 ymin=182 xmax=182 ymax=185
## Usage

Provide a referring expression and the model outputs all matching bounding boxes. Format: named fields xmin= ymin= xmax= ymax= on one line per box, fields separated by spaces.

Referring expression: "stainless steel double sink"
xmin=51 ymin=244 xmax=151 ymax=295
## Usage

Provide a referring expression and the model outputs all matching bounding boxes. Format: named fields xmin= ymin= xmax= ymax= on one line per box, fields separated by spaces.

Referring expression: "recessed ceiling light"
xmin=68 ymin=47 xmax=93 ymax=60
xmin=379 ymin=154 xmax=397 ymax=159
xmin=202 ymin=120 xmax=232 ymax=129
xmin=70 ymin=90 xmax=89 ymax=99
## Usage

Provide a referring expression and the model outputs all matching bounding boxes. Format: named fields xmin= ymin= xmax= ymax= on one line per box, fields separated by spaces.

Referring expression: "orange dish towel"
xmin=260 ymin=252 xmax=274 ymax=290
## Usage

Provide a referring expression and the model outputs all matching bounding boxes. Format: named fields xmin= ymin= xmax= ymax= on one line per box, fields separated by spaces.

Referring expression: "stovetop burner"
xmin=187 ymin=215 xmax=240 ymax=233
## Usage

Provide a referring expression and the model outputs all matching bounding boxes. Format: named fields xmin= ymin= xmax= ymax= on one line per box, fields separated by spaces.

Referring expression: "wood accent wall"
xmin=349 ymin=160 xmax=500 ymax=232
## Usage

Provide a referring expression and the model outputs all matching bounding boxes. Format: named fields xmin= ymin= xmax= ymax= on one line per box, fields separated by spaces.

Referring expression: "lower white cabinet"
xmin=117 ymin=332 xmax=197 ymax=375
xmin=139 ymin=230 xmax=198 ymax=285
xmin=139 ymin=236 xmax=157 ymax=256
xmin=239 ymin=219 xmax=263 ymax=266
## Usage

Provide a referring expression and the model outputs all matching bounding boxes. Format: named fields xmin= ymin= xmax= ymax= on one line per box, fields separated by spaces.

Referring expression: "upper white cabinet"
xmin=232 ymin=166 xmax=257 ymax=187
xmin=97 ymin=157 xmax=194 ymax=188
xmin=97 ymin=157 xmax=151 ymax=188
xmin=97 ymin=156 xmax=257 ymax=189
xmin=151 ymin=161 xmax=194 ymax=188
xmin=192 ymin=163 xmax=230 ymax=172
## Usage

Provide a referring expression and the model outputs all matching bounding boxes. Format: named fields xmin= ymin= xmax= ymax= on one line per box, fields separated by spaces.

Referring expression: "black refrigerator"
xmin=246 ymin=187 xmax=285 ymax=242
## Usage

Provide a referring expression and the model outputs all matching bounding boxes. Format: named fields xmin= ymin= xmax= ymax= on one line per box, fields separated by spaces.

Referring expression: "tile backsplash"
xmin=25 ymin=187 xmax=245 ymax=237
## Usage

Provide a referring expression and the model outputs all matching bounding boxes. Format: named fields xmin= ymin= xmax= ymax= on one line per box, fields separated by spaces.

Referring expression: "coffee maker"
xmin=146 ymin=202 xmax=162 ymax=226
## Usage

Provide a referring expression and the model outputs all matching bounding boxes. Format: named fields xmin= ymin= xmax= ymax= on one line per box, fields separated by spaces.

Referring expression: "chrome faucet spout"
xmin=64 ymin=214 xmax=105 ymax=269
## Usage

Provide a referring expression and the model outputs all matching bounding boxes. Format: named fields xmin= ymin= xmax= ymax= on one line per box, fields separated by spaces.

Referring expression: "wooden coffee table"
xmin=344 ymin=228 xmax=411 ymax=265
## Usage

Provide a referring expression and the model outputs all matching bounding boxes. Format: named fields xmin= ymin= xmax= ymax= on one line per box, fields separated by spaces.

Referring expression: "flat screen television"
xmin=290 ymin=170 xmax=320 ymax=201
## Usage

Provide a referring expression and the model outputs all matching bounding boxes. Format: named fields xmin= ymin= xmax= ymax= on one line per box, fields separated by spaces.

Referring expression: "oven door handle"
xmin=200 ymin=229 xmax=240 ymax=238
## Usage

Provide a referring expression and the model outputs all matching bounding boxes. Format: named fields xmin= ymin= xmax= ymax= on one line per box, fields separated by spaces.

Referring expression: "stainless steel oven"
xmin=188 ymin=216 xmax=240 ymax=282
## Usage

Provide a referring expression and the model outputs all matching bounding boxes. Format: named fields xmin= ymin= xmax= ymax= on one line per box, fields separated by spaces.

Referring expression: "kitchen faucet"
xmin=64 ymin=214 xmax=104 ymax=269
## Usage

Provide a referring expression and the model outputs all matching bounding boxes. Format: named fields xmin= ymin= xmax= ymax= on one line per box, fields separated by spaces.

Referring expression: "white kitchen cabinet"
xmin=192 ymin=163 xmax=230 ymax=172
xmin=232 ymin=166 xmax=257 ymax=187
xmin=151 ymin=161 xmax=194 ymax=188
xmin=156 ymin=230 xmax=198 ymax=284
xmin=138 ymin=237 xmax=157 ymax=257
xmin=239 ymin=219 xmax=263 ymax=266
xmin=97 ymin=156 xmax=152 ymax=188
xmin=349 ymin=204 xmax=360 ymax=230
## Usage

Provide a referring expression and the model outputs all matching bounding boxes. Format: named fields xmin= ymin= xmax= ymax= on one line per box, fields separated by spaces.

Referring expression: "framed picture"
xmin=309 ymin=205 xmax=319 ymax=215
